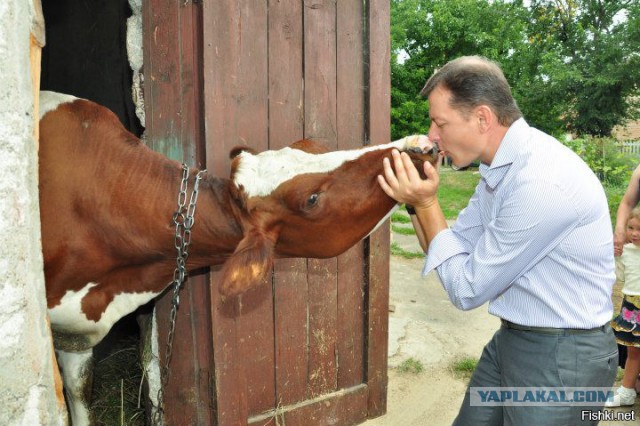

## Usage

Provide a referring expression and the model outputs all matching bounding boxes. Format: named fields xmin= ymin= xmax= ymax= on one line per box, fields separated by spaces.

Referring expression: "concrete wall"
xmin=0 ymin=0 xmax=66 ymax=424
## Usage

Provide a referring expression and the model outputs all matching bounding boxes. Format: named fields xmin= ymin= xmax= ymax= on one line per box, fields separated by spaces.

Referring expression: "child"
xmin=607 ymin=205 xmax=640 ymax=407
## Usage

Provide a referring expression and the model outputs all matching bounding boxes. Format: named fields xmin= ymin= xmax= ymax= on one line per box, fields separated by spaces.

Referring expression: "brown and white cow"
xmin=38 ymin=91 xmax=438 ymax=425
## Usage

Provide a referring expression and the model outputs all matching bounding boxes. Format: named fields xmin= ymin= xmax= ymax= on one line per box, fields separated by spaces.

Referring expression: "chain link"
xmin=153 ymin=164 xmax=206 ymax=425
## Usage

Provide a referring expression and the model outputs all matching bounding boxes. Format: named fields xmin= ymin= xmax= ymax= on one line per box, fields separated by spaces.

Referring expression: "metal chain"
xmin=154 ymin=164 xmax=206 ymax=425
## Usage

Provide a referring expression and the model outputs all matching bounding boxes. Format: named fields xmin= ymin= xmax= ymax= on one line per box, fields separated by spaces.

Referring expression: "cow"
xmin=38 ymin=91 xmax=439 ymax=425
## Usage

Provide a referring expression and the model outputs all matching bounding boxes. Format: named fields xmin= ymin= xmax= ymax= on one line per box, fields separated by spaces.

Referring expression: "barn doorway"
xmin=40 ymin=0 xmax=148 ymax=424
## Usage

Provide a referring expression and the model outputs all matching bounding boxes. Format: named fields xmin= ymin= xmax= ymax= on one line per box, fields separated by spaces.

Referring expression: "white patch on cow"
xmin=234 ymin=139 xmax=410 ymax=198
xmin=55 ymin=349 xmax=93 ymax=426
xmin=39 ymin=91 xmax=79 ymax=119
xmin=48 ymin=282 xmax=159 ymax=345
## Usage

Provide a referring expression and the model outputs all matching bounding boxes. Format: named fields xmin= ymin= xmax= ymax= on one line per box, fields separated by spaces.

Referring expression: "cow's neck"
xmin=182 ymin=174 xmax=244 ymax=269
xmin=86 ymin=155 xmax=243 ymax=288
xmin=116 ymin=161 xmax=244 ymax=273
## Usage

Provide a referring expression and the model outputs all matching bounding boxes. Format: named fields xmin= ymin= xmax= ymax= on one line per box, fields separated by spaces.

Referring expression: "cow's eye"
xmin=307 ymin=193 xmax=319 ymax=208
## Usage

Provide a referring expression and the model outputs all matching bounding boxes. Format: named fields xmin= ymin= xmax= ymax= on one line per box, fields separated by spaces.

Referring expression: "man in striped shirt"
xmin=378 ymin=56 xmax=618 ymax=425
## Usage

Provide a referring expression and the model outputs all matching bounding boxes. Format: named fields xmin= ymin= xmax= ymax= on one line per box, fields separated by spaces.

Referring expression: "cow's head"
xmin=220 ymin=136 xmax=439 ymax=296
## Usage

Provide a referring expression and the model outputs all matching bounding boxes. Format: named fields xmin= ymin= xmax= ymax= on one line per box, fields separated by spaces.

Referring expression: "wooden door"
xmin=143 ymin=1 xmax=213 ymax=424
xmin=145 ymin=1 xmax=391 ymax=424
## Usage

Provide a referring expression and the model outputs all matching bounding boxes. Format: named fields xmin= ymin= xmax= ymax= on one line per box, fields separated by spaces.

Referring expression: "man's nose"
xmin=428 ymin=123 xmax=440 ymax=142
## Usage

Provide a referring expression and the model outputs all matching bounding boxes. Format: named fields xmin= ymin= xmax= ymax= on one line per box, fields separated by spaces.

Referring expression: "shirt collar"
xmin=479 ymin=118 xmax=529 ymax=190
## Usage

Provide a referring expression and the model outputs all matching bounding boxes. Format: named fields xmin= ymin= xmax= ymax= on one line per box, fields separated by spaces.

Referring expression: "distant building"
xmin=613 ymin=120 xmax=640 ymax=140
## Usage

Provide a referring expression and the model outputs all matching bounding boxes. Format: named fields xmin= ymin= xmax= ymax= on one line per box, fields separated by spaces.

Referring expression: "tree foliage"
xmin=391 ymin=0 xmax=640 ymax=139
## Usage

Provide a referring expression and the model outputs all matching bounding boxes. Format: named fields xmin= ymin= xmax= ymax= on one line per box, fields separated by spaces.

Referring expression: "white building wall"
xmin=0 ymin=0 xmax=66 ymax=424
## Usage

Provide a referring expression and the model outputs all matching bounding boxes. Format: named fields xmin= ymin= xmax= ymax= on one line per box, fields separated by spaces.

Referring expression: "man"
xmin=378 ymin=56 xmax=618 ymax=425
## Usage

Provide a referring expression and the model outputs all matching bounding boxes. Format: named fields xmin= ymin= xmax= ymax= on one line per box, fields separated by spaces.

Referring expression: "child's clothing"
xmin=606 ymin=385 xmax=636 ymax=407
xmin=611 ymin=243 xmax=640 ymax=347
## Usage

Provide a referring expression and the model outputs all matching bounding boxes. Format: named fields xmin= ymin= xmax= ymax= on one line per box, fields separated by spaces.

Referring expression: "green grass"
xmin=604 ymin=183 xmax=627 ymax=225
xmin=391 ymin=211 xmax=412 ymax=224
xmin=390 ymin=242 xmax=424 ymax=259
xmin=438 ymin=168 xmax=482 ymax=220
xmin=397 ymin=357 xmax=424 ymax=374
xmin=391 ymin=224 xmax=416 ymax=235
xmin=451 ymin=357 xmax=478 ymax=380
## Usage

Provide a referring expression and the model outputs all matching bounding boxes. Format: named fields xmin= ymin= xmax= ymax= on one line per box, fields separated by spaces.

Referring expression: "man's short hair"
xmin=420 ymin=56 xmax=522 ymax=126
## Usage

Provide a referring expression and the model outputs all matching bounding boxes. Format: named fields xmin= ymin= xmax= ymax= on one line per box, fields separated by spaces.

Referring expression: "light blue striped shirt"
xmin=423 ymin=118 xmax=615 ymax=328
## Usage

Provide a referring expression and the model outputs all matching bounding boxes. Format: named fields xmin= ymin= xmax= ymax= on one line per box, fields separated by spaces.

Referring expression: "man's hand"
xmin=377 ymin=148 xmax=442 ymax=209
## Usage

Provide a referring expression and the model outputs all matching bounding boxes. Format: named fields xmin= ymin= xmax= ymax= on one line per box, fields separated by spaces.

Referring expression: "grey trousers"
xmin=453 ymin=324 xmax=618 ymax=426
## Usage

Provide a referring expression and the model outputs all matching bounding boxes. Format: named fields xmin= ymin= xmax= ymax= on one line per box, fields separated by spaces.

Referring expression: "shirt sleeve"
xmin=424 ymin=179 xmax=579 ymax=311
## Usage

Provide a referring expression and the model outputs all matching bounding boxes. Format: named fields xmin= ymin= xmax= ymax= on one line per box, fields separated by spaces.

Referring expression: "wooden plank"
xmin=237 ymin=285 xmax=276 ymax=415
xmin=303 ymin=0 xmax=339 ymax=398
xmin=202 ymin=1 xmax=274 ymax=422
xmin=189 ymin=275 xmax=215 ymax=425
xmin=210 ymin=288 xmax=247 ymax=425
xmin=156 ymin=275 xmax=214 ymax=426
xmin=143 ymin=0 xmax=183 ymax=159
xmin=365 ymin=0 xmax=391 ymax=418
xmin=307 ymin=258 xmax=338 ymax=397
xmin=203 ymin=1 xmax=269 ymax=172
xmin=267 ymin=0 xmax=310 ymax=409
xmin=179 ymin=1 xmax=206 ymax=168
xmin=202 ymin=4 xmax=247 ymax=423
xmin=336 ymin=0 xmax=366 ymax=391
xmin=303 ymin=0 xmax=337 ymax=147
xmin=222 ymin=1 xmax=273 ymax=417
xmin=273 ymin=259 xmax=309 ymax=405
xmin=248 ymin=384 xmax=369 ymax=426
xmin=143 ymin=1 xmax=212 ymax=424
xmin=268 ymin=0 xmax=304 ymax=149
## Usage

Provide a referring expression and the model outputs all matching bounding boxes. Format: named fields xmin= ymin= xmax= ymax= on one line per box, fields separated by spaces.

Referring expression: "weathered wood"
xmin=203 ymin=1 xmax=273 ymax=423
xmin=304 ymin=0 xmax=339 ymax=399
xmin=336 ymin=0 xmax=367 ymax=391
xmin=143 ymin=1 xmax=211 ymax=424
xmin=158 ymin=0 xmax=392 ymax=422
xmin=248 ymin=384 xmax=370 ymax=426
xmin=222 ymin=2 xmax=276 ymax=415
xmin=365 ymin=0 xmax=391 ymax=418
xmin=268 ymin=0 xmax=310 ymax=409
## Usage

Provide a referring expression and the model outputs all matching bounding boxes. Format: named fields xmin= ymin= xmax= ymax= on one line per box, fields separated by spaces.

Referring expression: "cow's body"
xmin=38 ymin=91 xmax=437 ymax=425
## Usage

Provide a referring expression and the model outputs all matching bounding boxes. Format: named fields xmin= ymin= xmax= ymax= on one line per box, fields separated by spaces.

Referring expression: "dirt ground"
xmin=362 ymin=248 xmax=638 ymax=426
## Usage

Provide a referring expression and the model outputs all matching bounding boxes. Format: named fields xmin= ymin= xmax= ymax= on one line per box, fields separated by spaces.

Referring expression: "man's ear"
xmin=219 ymin=226 xmax=278 ymax=297
xmin=476 ymin=105 xmax=493 ymax=133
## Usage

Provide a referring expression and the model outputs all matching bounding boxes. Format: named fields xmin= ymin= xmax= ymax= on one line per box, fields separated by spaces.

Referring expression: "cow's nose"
xmin=404 ymin=135 xmax=436 ymax=154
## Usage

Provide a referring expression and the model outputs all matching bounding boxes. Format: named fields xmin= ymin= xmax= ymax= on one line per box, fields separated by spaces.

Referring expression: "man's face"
xmin=427 ymin=86 xmax=485 ymax=168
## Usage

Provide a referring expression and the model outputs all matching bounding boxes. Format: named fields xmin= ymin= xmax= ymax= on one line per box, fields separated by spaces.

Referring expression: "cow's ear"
xmin=219 ymin=226 xmax=278 ymax=297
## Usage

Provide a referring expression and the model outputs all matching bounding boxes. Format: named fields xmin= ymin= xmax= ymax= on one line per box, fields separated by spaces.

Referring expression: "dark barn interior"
xmin=41 ymin=0 xmax=143 ymax=136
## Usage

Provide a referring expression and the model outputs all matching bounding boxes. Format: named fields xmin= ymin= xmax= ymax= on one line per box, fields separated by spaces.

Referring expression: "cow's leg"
xmin=56 ymin=349 xmax=94 ymax=426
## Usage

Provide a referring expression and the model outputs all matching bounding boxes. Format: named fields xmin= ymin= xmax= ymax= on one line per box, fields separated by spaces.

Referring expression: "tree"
xmin=391 ymin=0 xmax=531 ymax=138
xmin=527 ymin=0 xmax=640 ymax=136
xmin=391 ymin=0 xmax=640 ymax=138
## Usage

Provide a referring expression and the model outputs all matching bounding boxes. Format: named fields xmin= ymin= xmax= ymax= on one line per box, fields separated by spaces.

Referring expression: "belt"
xmin=500 ymin=319 xmax=607 ymax=335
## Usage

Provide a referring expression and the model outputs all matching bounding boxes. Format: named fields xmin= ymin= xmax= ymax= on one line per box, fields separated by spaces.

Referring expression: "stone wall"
xmin=0 ymin=0 xmax=66 ymax=424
